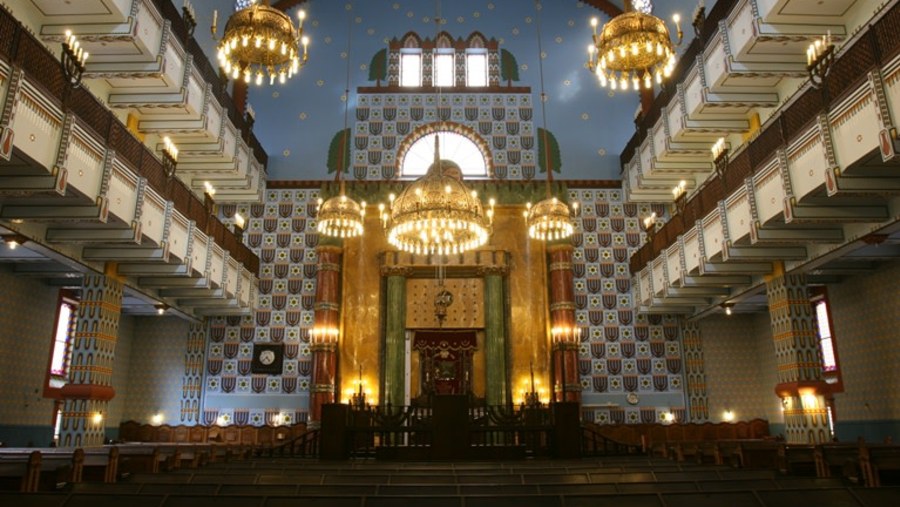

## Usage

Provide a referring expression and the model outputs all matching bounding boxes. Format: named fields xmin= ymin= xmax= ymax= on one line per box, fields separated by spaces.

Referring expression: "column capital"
xmin=477 ymin=264 xmax=509 ymax=276
xmin=59 ymin=384 xmax=116 ymax=401
xmin=547 ymin=243 xmax=574 ymax=255
xmin=380 ymin=265 xmax=414 ymax=277
xmin=316 ymin=245 xmax=344 ymax=256
xmin=774 ymin=380 xmax=835 ymax=398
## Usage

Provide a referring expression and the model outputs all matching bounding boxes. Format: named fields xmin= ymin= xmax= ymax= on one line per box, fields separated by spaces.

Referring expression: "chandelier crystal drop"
xmin=525 ymin=197 xmax=574 ymax=241
xmin=586 ymin=2 xmax=682 ymax=91
xmin=384 ymin=137 xmax=491 ymax=256
xmin=216 ymin=0 xmax=309 ymax=86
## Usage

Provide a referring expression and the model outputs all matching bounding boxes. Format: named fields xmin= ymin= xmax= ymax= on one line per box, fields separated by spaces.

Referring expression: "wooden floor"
xmin=2 ymin=455 xmax=899 ymax=506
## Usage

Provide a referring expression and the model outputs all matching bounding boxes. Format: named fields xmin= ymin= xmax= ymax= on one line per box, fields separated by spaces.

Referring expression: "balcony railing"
xmin=0 ymin=5 xmax=259 ymax=274
xmin=629 ymin=1 xmax=900 ymax=274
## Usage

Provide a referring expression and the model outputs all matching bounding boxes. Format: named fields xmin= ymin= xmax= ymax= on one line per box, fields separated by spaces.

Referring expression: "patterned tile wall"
xmin=0 ymin=269 xmax=62 ymax=427
xmin=206 ymin=189 xmax=322 ymax=427
xmin=567 ymin=189 xmax=687 ymax=424
xmin=699 ymin=313 xmax=781 ymax=423
xmin=353 ymin=92 xmax=535 ymax=180
xmin=106 ymin=315 xmax=134 ymax=428
xmin=122 ymin=317 xmax=192 ymax=425
xmin=827 ymin=258 xmax=900 ymax=421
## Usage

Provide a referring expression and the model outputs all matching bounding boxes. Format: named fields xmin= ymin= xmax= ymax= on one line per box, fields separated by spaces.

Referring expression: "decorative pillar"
xmin=381 ymin=267 xmax=410 ymax=409
xmin=309 ymin=245 xmax=343 ymax=427
xmin=681 ymin=320 xmax=709 ymax=422
xmin=766 ymin=270 xmax=830 ymax=444
xmin=548 ymin=244 xmax=580 ymax=404
xmin=180 ymin=322 xmax=207 ymax=424
xmin=59 ymin=273 xmax=124 ymax=447
xmin=482 ymin=265 xmax=509 ymax=406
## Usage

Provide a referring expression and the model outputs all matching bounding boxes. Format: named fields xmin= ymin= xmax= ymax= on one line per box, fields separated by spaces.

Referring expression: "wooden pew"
xmin=815 ymin=443 xmax=862 ymax=482
xmin=778 ymin=444 xmax=817 ymax=476
xmin=859 ymin=444 xmax=900 ymax=487
xmin=0 ymin=448 xmax=78 ymax=492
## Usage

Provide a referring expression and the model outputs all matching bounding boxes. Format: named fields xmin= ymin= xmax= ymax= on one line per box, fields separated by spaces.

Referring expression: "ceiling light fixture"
xmin=587 ymin=0 xmax=682 ymax=91
xmin=525 ymin=0 xmax=575 ymax=242
xmin=381 ymin=1 xmax=492 ymax=256
xmin=317 ymin=3 xmax=365 ymax=239
xmin=213 ymin=0 xmax=309 ymax=86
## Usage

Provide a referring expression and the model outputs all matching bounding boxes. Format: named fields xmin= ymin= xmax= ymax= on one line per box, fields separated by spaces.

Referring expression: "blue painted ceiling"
xmin=191 ymin=0 xmax=699 ymax=180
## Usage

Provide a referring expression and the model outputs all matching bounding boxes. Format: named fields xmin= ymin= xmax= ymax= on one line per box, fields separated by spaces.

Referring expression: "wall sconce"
xmin=662 ymin=411 xmax=675 ymax=423
xmin=723 ymin=409 xmax=735 ymax=422
xmin=161 ymin=136 xmax=178 ymax=178
xmin=61 ymin=30 xmax=89 ymax=89
xmin=721 ymin=302 xmax=733 ymax=316
xmin=310 ymin=326 xmax=339 ymax=345
xmin=151 ymin=413 xmax=164 ymax=425
xmin=91 ymin=411 xmax=104 ymax=425
xmin=807 ymin=32 xmax=834 ymax=89
xmin=216 ymin=415 xmax=229 ymax=426
xmin=204 ymin=181 xmax=217 ymax=215
xmin=672 ymin=180 xmax=688 ymax=215
xmin=2 ymin=233 xmax=27 ymax=250
xmin=233 ymin=212 xmax=246 ymax=242
xmin=182 ymin=0 xmax=197 ymax=39
xmin=711 ymin=137 xmax=729 ymax=180
xmin=155 ymin=303 xmax=168 ymax=315
xmin=642 ymin=212 xmax=657 ymax=241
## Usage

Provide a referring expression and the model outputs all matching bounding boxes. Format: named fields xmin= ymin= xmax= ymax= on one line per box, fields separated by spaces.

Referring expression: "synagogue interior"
xmin=1 ymin=0 xmax=900 ymax=504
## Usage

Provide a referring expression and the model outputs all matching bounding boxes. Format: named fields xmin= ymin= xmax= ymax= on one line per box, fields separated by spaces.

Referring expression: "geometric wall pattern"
xmin=568 ymin=188 xmax=686 ymax=424
xmin=353 ymin=92 xmax=535 ymax=181
xmin=682 ymin=320 xmax=709 ymax=422
xmin=826 ymin=258 xmax=900 ymax=424
xmin=0 ymin=270 xmax=63 ymax=431
xmin=207 ymin=190 xmax=322 ymax=426
xmin=180 ymin=323 xmax=207 ymax=424
xmin=59 ymin=274 xmax=123 ymax=447
xmin=765 ymin=273 xmax=829 ymax=444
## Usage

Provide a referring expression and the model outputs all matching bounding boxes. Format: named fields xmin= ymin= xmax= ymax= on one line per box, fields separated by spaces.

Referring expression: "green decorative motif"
xmin=537 ymin=128 xmax=562 ymax=174
xmin=368 ymin=48 xmax=387 ymax=86
xmin=326 ymin=128 xmax=351 ymax=175
xmin=500 ymin=49 xmax=519 ymax=86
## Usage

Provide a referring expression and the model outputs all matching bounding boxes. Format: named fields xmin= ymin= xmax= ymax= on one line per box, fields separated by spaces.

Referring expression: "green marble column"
xmin=483 ymin=267 xmax=509 ymax=406
xmin=383 ymin=269 xmax=408 ymax=409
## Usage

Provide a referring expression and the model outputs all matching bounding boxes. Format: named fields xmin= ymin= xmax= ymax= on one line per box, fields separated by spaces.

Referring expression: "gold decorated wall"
xmin=338 ymin=205 xmax=551 ymax=404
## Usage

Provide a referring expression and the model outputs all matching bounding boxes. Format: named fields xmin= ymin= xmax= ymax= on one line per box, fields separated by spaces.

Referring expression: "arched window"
xmin=400 ymin=131 xmax=488 ymax=178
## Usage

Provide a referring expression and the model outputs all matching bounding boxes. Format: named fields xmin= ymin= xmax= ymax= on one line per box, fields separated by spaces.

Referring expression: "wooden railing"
xmin=328 ymin=401 xmax=563 ymax=459
xmin=117 ymin=421 xmax=306 ymax=447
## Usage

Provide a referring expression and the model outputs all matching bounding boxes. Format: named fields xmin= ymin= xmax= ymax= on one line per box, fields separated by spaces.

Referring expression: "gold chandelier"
xmin=381 ymin=136 xmax=492 ymax=256
xmin=586 ymin=3 xmax=682 ymax=91
xmin=525 ymin=197 xmax=574 ymax=241
xmin=317 ymin=189 xmax=365 ymax=239
xmin=214 ymin=0 xmax=309 ymax=86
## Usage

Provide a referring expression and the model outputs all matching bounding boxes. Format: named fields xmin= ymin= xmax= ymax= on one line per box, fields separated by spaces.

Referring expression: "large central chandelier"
xmin=214 ymin=0 xmax=309 ymax=86
xmin=586 ymin=1 xmax=682 ymax=91
xmin=382 ymin=136 xmax=492 ymax=256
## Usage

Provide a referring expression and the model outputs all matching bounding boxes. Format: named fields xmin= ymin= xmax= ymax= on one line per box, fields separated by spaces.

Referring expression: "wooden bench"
xmin=814 ymin=443 xmax=861 ymax=482
xmin=0 ymin=449 xmax=80 ymax=492
xmin=860 ymin=444 xmax=900 ymax=487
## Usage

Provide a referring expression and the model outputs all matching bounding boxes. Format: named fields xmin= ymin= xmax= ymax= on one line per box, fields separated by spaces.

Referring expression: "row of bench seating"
xmin=118 ymin=421 xmax=308 ymax=447
xmin=655 ymin=439 xmax=900 ymax=487
xmin=0 ymin=442 xmax=254 ymax=492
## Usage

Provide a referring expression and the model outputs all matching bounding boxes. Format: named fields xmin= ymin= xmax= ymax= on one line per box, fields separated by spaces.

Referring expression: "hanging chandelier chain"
xmin=336 ymin=1 xmax=354 ymax=188
xmin=534 ymin=0 xmax=553 ymax=197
